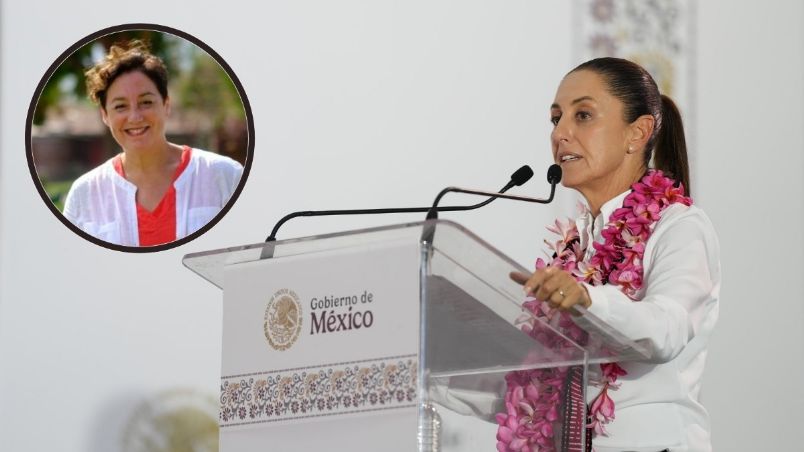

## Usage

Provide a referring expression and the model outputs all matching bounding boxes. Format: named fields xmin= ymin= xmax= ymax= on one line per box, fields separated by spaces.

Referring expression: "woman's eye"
xmin=550 ymin=115 xmax=561 ymax=126
xmin=113 ymin=105 xmax=126 ymax=111
xmin=576 ymin=111 xmax=592 ymax=121
xmin=141 ymin=100 xmax=153 ymax=106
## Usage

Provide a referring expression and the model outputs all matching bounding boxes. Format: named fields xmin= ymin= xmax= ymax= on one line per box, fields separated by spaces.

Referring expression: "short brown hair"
xmin=84 ymin=40 xmax=169 ymax=109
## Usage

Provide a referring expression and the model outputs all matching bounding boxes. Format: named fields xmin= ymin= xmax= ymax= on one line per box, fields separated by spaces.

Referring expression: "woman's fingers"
xmin=510 ymin=268 xmax=590 ymax=311
xmin=509 ymin=270 xmax=546 ymax=296
xmin=554 ymin=281 xmax=592 ymax=312
xmin=509 ymin=271 xmax=531 ymax=286
xmin=534 ymin=268 xmax=563 ymax=300
xmin=525 ymin=267 xmax=556 ymax=296
xmin=557 ymin=283 xmax=582 ymax=310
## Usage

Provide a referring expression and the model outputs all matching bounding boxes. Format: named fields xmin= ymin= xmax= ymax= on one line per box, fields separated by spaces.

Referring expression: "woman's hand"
xmin=510 ymin=267 xmax=592 ymax=312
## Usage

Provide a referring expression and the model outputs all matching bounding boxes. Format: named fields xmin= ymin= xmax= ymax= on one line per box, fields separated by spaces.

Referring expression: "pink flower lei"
xmin=495 ymin=170 xmax=692 ymax=452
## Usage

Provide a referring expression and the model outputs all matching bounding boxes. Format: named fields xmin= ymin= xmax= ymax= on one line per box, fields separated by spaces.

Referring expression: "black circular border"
xmin=25 ymin=23 xmax=254 ymax=253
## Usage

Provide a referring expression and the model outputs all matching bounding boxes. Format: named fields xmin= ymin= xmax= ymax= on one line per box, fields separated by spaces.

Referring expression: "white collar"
xmin=595 ymin=190 xmax=631 ymax=227
xmin=577 ymin=190 xmax=631 ymax=251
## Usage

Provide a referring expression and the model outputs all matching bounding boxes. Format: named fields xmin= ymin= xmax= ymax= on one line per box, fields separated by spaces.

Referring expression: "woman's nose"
xmin=551 ymin=119 xmax=571 ymax=145
xmin=128 ymin=107 xmax=144 ymax=121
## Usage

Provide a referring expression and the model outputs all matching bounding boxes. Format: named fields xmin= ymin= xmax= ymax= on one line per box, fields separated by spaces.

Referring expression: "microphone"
xmin=546 ymin=164 xmax=562 ymax=185
xmin=265 ymin=165 xmax=535 ymax=242
xmin=425 ymin=164 xmax=562 ymax=220
xmin=508 ymin=165 xmax=536 ymax=188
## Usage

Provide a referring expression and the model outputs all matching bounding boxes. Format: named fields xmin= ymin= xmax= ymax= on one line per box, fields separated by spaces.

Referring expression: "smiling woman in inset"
xmin=63 ymin=40 xmax=243 ymax=247
xmin=500 ymin=58 xmax=720 ymax=452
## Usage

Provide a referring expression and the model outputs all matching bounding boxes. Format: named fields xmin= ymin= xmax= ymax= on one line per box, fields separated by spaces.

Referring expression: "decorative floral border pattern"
xmin=220 ymin=355 xmax=417 ymax=427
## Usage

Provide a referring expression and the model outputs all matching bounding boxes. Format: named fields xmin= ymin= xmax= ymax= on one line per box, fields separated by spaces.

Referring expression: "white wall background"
xmin=0 ymin=1 xmax=801 ymax=451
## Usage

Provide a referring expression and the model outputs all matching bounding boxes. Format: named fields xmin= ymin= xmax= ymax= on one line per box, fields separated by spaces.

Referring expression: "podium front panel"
xmin=219 ymin=237 xmax=420 ymax=451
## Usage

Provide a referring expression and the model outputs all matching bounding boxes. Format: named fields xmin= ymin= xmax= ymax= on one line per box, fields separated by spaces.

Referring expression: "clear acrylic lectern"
xmin=183 ymin=220 xmax=648 ymax=452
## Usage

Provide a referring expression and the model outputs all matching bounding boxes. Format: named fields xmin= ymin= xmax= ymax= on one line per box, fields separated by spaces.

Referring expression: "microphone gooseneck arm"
xmin=267 ymin=204 xmax=473 ymax=242
xmin=425 ymin=164 xmax=562 ymax=220
xmin=265 ymin=165 xmax=535 ymax=242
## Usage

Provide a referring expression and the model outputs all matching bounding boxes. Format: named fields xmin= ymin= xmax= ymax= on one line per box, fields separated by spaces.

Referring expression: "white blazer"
xmin=63 ymin=148 xmax=243 ymax=246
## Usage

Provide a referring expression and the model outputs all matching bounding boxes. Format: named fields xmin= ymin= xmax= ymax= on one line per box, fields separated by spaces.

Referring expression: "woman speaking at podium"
xmin=501 ymin=58 xmax=720 ymax=452
xmin=62 ymin=40 xmax=243 ymax=247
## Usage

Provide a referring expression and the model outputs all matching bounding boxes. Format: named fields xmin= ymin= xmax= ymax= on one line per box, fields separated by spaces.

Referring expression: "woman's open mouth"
xmin=125 ymin=126 xmax=149 ymax=136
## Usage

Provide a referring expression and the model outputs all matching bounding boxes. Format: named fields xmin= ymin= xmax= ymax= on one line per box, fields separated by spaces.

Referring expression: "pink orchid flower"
xmin=546 ymin=217 xmax=580 ymax=244
xmin=601 ymin=362 xmax=627 ymax=382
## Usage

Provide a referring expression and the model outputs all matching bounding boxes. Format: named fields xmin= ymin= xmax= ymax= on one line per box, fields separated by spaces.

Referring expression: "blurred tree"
xmin=175 ymin=51 xmax=242 ymax=122
xmin=33 ymin=31 xmax=174 ymax=124
xmin=174 ymin=51 xmax=249 ymax=164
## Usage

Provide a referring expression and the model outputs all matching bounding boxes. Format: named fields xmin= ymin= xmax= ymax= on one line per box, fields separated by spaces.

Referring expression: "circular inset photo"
xmin=27 ymin=24 xmax=253 ymax=252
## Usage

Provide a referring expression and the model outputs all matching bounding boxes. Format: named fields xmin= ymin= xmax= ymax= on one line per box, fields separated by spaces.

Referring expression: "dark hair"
xmin=570 ymin=57 xmax=690 ymax=195
xmin=84 ymin=40 xmax=169 ymax=110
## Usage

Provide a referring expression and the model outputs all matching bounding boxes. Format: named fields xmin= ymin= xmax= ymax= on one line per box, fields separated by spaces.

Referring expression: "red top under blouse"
xmin=113 ymin=146 xmax=192 ymax=246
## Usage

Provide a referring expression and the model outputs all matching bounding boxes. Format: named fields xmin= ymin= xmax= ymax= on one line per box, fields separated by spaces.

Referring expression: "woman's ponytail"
xmin=655 ymin=94 xmax=690 ymax=196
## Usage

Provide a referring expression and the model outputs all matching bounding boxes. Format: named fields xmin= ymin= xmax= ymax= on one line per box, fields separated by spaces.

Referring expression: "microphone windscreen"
xmin=547 ymin=164 xmax=562 ymax=184
xmin=511 ymin=165 xmax=535 ymax=186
